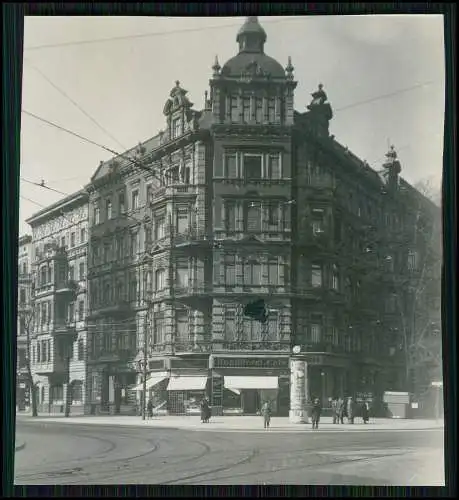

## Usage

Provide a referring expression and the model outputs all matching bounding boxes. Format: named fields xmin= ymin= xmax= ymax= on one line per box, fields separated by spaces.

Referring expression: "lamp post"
xmin=431 ymin=381 xmax=443 ymax=422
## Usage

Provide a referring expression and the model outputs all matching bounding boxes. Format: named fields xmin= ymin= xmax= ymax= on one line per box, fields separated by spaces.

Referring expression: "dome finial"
xmin=236 ymin=16 xmax=267 ymax=54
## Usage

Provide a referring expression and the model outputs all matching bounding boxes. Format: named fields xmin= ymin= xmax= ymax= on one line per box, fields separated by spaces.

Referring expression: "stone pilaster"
xmin=289 ymin=357 xmax=309 ymax=423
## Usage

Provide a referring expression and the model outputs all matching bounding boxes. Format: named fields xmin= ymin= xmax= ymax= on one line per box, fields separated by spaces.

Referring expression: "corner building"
xmin=26 ymin=191 xmax=89 ymax=414
xmin=85 ymin=17 xmax=441 ymax=417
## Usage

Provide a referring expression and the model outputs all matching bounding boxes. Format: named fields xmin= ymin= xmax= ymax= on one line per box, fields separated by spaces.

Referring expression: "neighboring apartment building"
xmin=25 ymin=190 xmax=89 ymax=414
xmin=16 ymin=234 xmax=33 ymax=410
xmin=81 ymin=17 xmax=442 ymax=416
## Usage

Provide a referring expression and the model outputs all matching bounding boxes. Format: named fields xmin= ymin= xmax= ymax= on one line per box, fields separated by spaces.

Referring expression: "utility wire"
xmin=24 ymin=58 xmax=127 ymax=151
xmin=21 ymin=177 xmax=71 ymax=197
xmin=22 ymin=109 xmax=160 ymax=181
xmin=24 ymin=17 xmax=302 ymax=52
xmin=335 ymin=80 xmax=439 ymax=113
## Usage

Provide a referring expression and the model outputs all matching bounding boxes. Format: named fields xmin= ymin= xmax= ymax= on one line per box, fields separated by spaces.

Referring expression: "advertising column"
xmin=289 ymin=357 xmax=309 ymax=423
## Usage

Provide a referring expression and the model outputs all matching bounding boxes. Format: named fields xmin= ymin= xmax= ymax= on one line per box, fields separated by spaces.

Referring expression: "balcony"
xmin=34 ymin=357 xmax=68 ymax=376
xmin=88 ymin=300 xmax=133 ymax=319
xmin=88 ymin=347 xmax=136 ymax=364
xmin=55 ymin=280 xmax=79 ymax=296
xmin=150 ymin=184 xmax=197 ymax=206
xmin=52 ymin=321 xmax=77 ymax=340
xmin=217 ymin=340 xmax=291 ymax=353
xmin=17 ymin=302 xmax=32 ymax=314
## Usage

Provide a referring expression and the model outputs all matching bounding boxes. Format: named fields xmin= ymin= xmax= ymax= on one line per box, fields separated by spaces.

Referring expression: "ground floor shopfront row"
xmin=85 ymin=352 xmax=402 ymax=417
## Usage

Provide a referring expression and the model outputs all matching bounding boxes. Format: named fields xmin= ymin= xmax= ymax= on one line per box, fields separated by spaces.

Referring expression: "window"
xmin=94 ymin=205 xmax=100 ymax=225
xmin=176 ymin=310 xmax=189 ymax=341
xmin=243 ymin=317 xmax=262 ymax=341
xmin=42 ymin=340 xmax=47 ymax=363
xmin=311 ymin=264 xmax=322 ymax=287
xmin=131 ymin=190 xmax=139 ymax=211
xmin=244 ymin=261 xmax=262 ymax=286
xmin=311 ymin=316 xmax=322 ymax=343
xmin=103 ymin=282 xmax=111 ymax=303
xmin=155 ymin=269 xmax=165 ymax=291
xmin=172 ymin=117 xmax=181 ymax=138
xmin=40 ymin=266 xmax=47 ymax=285
xmin=312 ymin=219 xmax=324 ymax=235
xmin=385 ymin=294 xmax=397 ymax=313
xmin=78 ymin=300 xmax=84 ymax=321
xmin=103 ymin=242 xmax=111 ymax=263
xmin=246 ymin=202 xmax=262 ymax=232
xmin=19 ymin=288 xmax=26 ymax=304
xmin=230 ymin=96 xmax=239 ymax=122
xmin=145 ymin=227 xmax=152 ymax=246
xmin=144 ymin=272 xmax=152 ymax=293
xmin=267 ymin=202 xmax=280 ymax=227
xmin=269 ymin=155 xmax=281 ymax=179
xmin=68 ymin=302 xmax=75 ymax=323
xmin=130 ymin=232 xmax=139 ymax=257
xmin=155 ymin=216 xmax=165 ymax=240
xmin=37 ymin=342 xmax=41 ymax=363
xmin=106 ymin=199 xmax=112 ymax=220
xmin=119 ymin=192 xmax=125 ymax=214
xmin=68 ymin=265 xmax=75 ymax=281
xmin=224 ymin=202 xmax=237 ymax=232
xmin=408 ymin=250 xmax=418 ymax=271
xmin=33 ymin=344 xmax=36 ymax=364
xmin=176 ymin=266 xmax=189 ymax=289
xmin=146 ymin=184 xmax=153 ymax=205
xmin=268 ymin=260 xmax=279 ymax=285
xmin=267 ymin=98 xmax=275 ymax=123
xmin=115 ymin=281 xmax=123 ymax=301
xmin=225 ymin=154 xmax=237 ymax=178
xmin=153 ymin=311 xmax=165 ymax=345
xmin=242 ymin=97 xmax=251 ymax=122
xmin=176 ymin=210 xmax=188 ymax=234
xmin=116 ymin=235 xmax=124 ymax=259
xmin=78 ymin=338 xmax=85 ymax=361
xmin=332 ymin=265 xmax=339 ymax=290
xmin=19 ymin=317 xmax=26 ymax=335
xmin=41 ymin=302 xmax=47 ymax=325
xmin=255 ymin=97 xmax=263 ymax=123
xmin=79 ymin=262 xmax=85 ymax=280
xmin=244 ymin=155 xmax=262 ymax=181
xmin=70 ymin=232 xmax=76 ymax=247
xmin=224 ymin=255 xmax=236 ymax=285
xmin=224 ymin=310 xmax=236 ymax=341
xmin=80 ymin=228 xmax=86 ymax=243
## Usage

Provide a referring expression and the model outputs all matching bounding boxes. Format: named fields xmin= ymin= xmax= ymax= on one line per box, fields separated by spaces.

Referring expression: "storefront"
xmin=209 ymin=355 xmax=290 ymax=416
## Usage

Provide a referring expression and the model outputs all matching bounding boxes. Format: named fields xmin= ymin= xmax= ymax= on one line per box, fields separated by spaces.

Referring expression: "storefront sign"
xmin=149 ymin=360 xmax=165 ymax=371
xmin=213 ymin=357 xmax=289 ymax=369
xmin=170 ymin=358 xmax=208 ymax=370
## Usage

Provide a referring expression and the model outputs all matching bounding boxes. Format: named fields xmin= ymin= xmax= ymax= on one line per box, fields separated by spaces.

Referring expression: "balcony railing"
xmin=218 ymin=341 xmax=291 ymax=352
xmin=150 ymin=184 xmax=197 ymax=204
xmin=34 ymin=356 xmax=68 ymax=375
xmin=55 ymin=280 xmax=79 ymax=294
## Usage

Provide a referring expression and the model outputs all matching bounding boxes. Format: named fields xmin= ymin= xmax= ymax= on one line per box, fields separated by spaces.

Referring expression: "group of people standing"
xmin=331 ymin=396 xmax=370 ymax=425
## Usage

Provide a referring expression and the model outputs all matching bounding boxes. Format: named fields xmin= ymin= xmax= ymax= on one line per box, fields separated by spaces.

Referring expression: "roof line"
xmin=25 ymin=189 xmax=88 ymax=224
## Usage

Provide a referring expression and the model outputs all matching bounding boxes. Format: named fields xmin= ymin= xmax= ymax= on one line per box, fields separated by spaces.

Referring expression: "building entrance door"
xmin=242 ymin=389 xmax=259 ymax=414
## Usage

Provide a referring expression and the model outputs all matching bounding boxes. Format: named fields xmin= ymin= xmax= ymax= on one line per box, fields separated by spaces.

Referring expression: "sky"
xmin=20 ymin=15 xmax=445 ymax=236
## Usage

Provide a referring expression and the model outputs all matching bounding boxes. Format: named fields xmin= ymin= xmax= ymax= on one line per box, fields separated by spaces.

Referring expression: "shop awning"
xmin=224 ymin=376 xmax=279 ymax=390
xmin=133 ymin=372 xmax=169 ymax=392
xmin=167 ymin=376 xmax=208 ymax=391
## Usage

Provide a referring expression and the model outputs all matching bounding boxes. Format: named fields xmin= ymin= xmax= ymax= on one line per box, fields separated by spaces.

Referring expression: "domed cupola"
xmin=220 ymin=17 xmax=286 ymax=80
xmin=236 ymin=16 xmax=267 ymax=54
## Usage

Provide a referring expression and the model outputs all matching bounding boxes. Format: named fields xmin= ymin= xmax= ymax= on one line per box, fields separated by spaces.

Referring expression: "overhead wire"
xmin=21 ymin=177 xmax=71 ymax=197
xmin=23 ymin=58 xmax=127 ymax=151
xmin=23 ymin=16 xmax=302 ymax=52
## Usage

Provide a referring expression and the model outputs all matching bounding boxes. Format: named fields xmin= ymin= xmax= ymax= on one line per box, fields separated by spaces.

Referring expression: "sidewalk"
xmin=16 ymin=414 xmax=444 ymax=433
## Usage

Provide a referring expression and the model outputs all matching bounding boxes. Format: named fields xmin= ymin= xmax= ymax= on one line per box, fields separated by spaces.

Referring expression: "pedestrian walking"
xmin=261 ymin=400 xmax=272 ymax=429
xmin=361 ymin=401 xmax=369 ymax=424
xmin=311 ymin=398 xmax=322 ymax=429
xmin=347 ymin=396 xmax=356 ymax=424
xmin=331 ymin=397 xmax=340 ymax=424
xmin=147 ymin=398 xmax=154 ymax=419
xmin=338 ymin=397 xmax=346 ymax=424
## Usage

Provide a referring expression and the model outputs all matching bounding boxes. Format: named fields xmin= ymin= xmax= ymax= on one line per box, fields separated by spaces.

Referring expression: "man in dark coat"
xmin=311 ymin=398 xmax=322 ymax=429
xmin=361 ymin=401 xmax=370 ymax=424
xmin=147 ymin=398 xmax=154 ymax=419
xmin=200 ymin=398 xmax=211 ymax=423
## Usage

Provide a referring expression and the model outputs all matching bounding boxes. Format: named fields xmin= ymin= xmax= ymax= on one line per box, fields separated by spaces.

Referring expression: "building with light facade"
xmin=21 ymin=17 xmax=441 ymax=418
xmin=25 ymin=191 xmax=89 ymax=414
xmin=16 ymin=234 xmax=33 ymax=410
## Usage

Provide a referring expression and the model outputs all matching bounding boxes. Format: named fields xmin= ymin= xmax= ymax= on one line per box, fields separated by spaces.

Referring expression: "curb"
xmin=18 ymin=418 xmax=443 ymax=433
xmin=15 ymin=442 xmax=26 ymax=452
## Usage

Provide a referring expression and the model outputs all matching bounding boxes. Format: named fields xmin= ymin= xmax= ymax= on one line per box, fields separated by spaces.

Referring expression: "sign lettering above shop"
xmin=214 ymin=357 xmax=289 ymax=369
